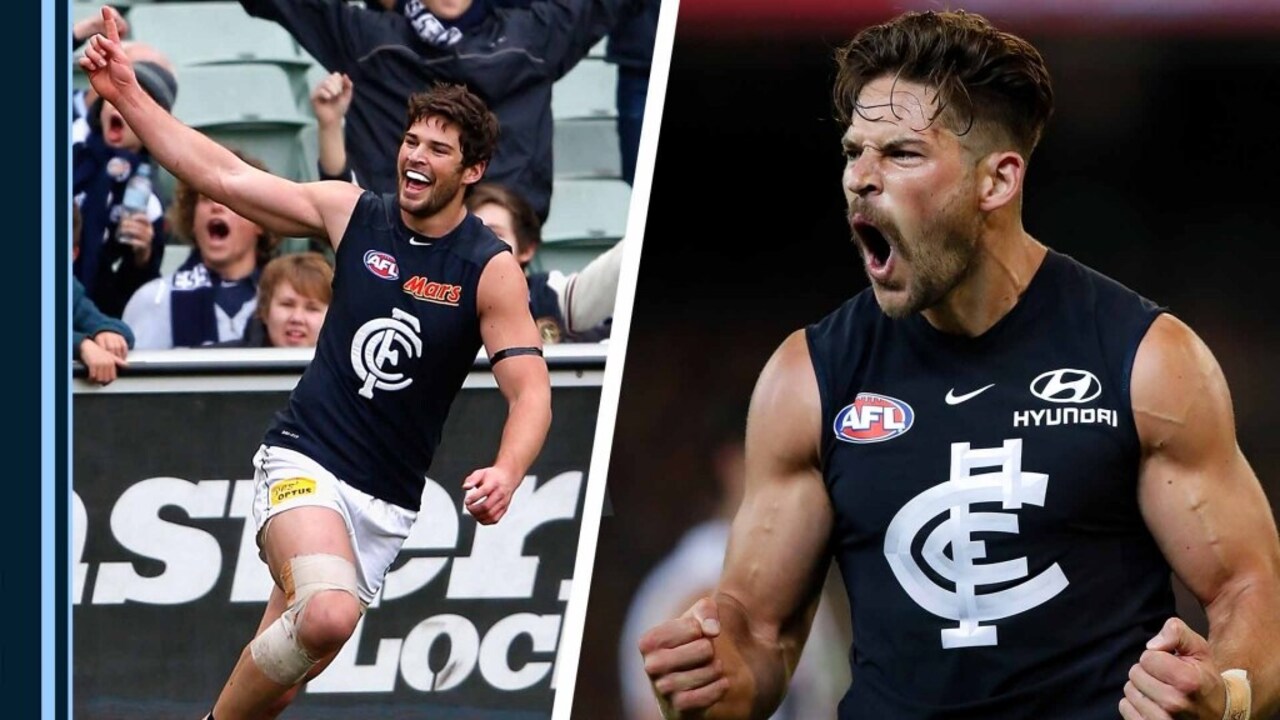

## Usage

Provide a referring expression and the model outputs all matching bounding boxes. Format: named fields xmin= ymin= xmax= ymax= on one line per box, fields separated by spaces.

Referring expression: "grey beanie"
xmin=134 ymin=61 xmax=178 ymax=113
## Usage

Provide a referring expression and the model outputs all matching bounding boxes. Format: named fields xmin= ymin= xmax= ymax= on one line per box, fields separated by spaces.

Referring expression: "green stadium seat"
xmin=171 ymin=64 xmax=312 ymax=180
xmin=553 ymin=118 xmax=621 ymax=179
xmin=530 ymin=238 xmax=618 ymax=276
xmin=296 ymin=123 xmax=320 ymax=183
xmin=128 ymin=2 xmax=317 ymax=106
xmin=541 ymin=177 xmax=631 ymax=243
xmin=125 ymin=2 xmax=309 ymax=70
xmin=552 ymin=58 xmax=617 ymax=120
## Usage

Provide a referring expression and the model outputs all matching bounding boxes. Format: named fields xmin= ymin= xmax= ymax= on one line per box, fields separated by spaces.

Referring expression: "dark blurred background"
xmin=574 ymin=1 xmax=1280 ymax=717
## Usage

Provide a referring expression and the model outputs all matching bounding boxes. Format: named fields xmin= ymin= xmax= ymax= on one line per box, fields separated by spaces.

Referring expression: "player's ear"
xmin=978 ymin=151 xmax=1024 ymax=213
xmin=462 ymin=161 xmax=487 ymax=186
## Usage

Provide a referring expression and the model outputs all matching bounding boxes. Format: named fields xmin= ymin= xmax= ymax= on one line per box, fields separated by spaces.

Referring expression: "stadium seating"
xmin=124 ymin=2 xmax=309 ymax=70
xmin=552 ymin=58 xmax=618 ymax=120
xmin=543 ymin=178 xmax=631 ymax=241
xmin=545 ymin=58 xmax=626 ymax=273
xmin=554 ymin=118 xmax=622 ymax=179
xmin=170 ymin=64 xmax=312 ymax=180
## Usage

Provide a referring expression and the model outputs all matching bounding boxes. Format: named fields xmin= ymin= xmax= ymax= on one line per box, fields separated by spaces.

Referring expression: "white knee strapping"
xmin=249 ymin=554 xmax=361 ymax=686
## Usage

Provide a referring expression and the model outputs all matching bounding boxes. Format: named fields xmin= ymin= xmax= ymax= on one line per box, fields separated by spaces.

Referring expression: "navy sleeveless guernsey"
xmin=265 ymin=192 xmax=509 ymax=510
xmin=805 ymin=250 xmax=1175 ymax=718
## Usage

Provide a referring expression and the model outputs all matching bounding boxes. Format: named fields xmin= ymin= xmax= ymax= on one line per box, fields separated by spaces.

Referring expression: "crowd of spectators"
xmin=70 ymin=0 xmax=651 ymax=383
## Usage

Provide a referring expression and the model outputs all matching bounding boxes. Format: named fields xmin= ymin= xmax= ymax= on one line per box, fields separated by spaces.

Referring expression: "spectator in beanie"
xmin=72 ymin=58 xmax=177 ymax=317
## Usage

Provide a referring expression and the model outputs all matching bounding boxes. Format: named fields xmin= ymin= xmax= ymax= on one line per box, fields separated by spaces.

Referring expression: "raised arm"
xmin=1123 ymin=314 xmax=1280 ymax=719
xmin=640 ymin=330 xmax=835 ymax=719
xmin=79 ymin=8 xmax=361 ymax=247
xmin=238 ymin=0 xmax=408 ymax=74
xmin=310 ymin=71 xmax=356 ymax=182
xmin=462 ymin=251 xmax=552 ymax=526
xmin=509 ymin=0 xmax=640 ymax=80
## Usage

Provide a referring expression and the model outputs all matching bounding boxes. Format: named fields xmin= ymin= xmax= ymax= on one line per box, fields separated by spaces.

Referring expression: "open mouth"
xmin=851 ymin=215 xmax=894 ymax=273
xmin=108 ymin=115 xmax=125 ymax=133
xmin=206 ymin=218 xmax=230 ymax=240
xmin=404 ymin=169 xmax=433 ymax=193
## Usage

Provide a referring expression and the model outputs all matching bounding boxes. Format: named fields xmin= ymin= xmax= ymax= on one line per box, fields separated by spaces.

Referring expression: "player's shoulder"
xmin=1133 ymin=314 xmax=1221 ymax=394
xmin=802 ymin=287 xmax=881 ymax=381
xmin=1131 ymin=313 xmax=1232 ymax=452
xmin=751 ymin=330 xmax=822 ymax=433
xmin=1048 ymin=249 xmax=1163 ymax=316
xmin=448 ymin=213 xmax=511 ymax=268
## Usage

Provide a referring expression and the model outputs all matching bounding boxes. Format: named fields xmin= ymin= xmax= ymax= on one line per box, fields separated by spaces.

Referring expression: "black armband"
xmin=490 ymin=346 xmax=543 ymax=364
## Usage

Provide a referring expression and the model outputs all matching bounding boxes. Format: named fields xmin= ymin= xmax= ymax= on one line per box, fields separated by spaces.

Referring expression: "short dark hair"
xmin=833 ymin=10 xmax=1054 ymax=157
xmin=465 ymin=183 xmax=542 ymax=258
xmin=404 ymin=83 xmax=501 ymax=169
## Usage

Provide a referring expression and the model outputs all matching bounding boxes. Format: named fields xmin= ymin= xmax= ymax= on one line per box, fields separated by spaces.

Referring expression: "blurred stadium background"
xmin=575 ymin=1 xmax=1280 ymax=718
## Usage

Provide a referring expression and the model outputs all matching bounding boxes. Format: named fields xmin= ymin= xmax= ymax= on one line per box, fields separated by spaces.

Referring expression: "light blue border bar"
xmin=43 ymin=0 xmax=57 ymax=718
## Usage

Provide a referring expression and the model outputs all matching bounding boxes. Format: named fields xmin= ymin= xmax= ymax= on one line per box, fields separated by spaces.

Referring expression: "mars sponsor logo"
xmin=403 ymin=275 xmax=462 ymax=306
xmin=269 ymin=477 xmax=316 ymax=506
xmin=73 ymin=471 xmax=584 ymax=694
xmin=834 ymin=392 xmax=914 ymax=444
xmin=364 ymin=250 xmax=399 ymax=280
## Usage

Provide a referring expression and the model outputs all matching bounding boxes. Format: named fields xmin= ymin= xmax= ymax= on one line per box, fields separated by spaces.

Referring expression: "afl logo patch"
xmin=834 ymin=393 xmax=914 ymax=444
xmin=364 ymin=250 xmax=399 ymax=280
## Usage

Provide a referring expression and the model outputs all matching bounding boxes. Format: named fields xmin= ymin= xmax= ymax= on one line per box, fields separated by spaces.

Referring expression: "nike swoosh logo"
xmin=408 ymin=238 xmax=433 ymax=246
xmin=945 ymin=384 xmax=995 ymax=405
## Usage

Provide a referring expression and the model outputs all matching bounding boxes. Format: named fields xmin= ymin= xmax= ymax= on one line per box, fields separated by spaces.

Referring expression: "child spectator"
xmin=72 ymin=58 xmax=177 ymax=317
xmin=122 ymin=148 xmax=281 ymax=348
xmin=219 ymin=252 xmax=334 ymax=348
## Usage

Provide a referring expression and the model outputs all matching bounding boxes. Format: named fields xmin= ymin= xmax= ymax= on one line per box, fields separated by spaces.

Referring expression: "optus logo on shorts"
xmin=834 ymin=393 xmax=914 ymax=444
xmin=270 ymin=477 xmax=317 ymax=506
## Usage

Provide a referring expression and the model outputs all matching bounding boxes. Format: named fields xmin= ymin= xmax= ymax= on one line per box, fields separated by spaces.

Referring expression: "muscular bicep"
xmin=219 ymin=169 xmax=361 ymax=249
xmin=478 ymin=251 xmax=540 ymax=352
xmin=1133 ymin=314 xmax=1280 ymax=606
xmin=478 ymin=252 xmax=545 ymax=397
xmin=718 ymin=330 xmax=833 ymax=650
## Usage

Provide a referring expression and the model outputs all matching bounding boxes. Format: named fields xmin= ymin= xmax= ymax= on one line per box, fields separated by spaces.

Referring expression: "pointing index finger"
xmin=104 ymin=6 xmax=122 ymax=44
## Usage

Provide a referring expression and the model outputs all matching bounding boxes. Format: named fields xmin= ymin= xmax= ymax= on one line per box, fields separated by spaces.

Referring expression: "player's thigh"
xmin=260 ymin=505 xmax=357 ymax=583
xmin=250 ymin=445 xmax=358 ymax=582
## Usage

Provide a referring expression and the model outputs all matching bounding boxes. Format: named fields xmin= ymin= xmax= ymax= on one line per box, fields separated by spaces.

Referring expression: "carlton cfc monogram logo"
xmin=351 ymin=308 xmax=424 ymax=398
xmin=884 ymin=439 xmax=1069 ymax=648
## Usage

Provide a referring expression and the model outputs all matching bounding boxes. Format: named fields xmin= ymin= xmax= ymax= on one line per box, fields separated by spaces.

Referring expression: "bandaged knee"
xmin=249 ymin=554 xmax=360 ymax=685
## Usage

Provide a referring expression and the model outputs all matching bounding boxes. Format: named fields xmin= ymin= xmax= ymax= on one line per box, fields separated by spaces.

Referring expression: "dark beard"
xmin=402 ymin=174 xmax=462 ymax=218
xmin=849 ymin=198 xmax=980 ymax=318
